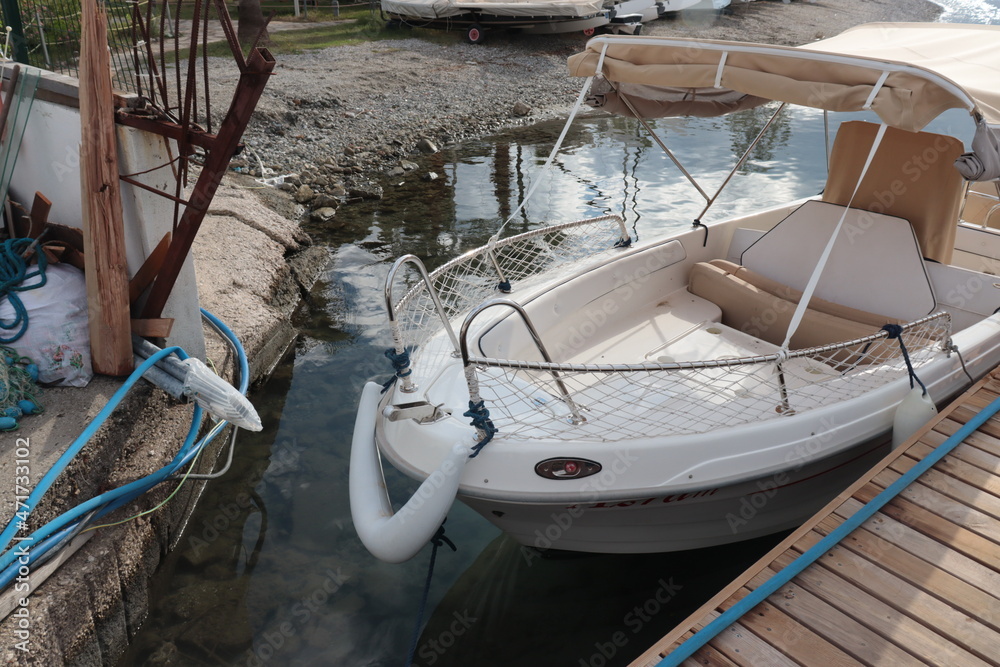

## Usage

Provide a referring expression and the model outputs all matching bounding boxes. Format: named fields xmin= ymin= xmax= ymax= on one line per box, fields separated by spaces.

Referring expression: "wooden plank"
xmin=949 ymin=406 xmax=1000 ymax=441
xmin=888 ymin=456 xmax=1000 ymax=520
xmin=79 ymin=0 xmax=133 ymax=376
xmin=768 ymin=555 xmax=991 ymax=666
xmin=906 ymin=441 xmax=1000 ymax=490
xmin=128 ymin=231 xmax=171 ymax=305
xmin=868 ymin=474 xmax=1000 ymax=545
xmin=736 ymin=596 xmax=864 ymax=666
xmin=710 ymin=620 xmax=800 ymax=667
xmin=831 ymin=496 xmax=1000 ymax=596
xmin=27 ymin=191 xmax=51 ymax=239
xmin=637 ymin=610 xmax=723 ymax=666
xmin=130 ymin=318 xmax=174 ymax=338
xmin=853 ymin=486 xmax=1000 ymax=570
xmin=812 ymin=518 xmax=1000 ymax=634
xmin=682 ymin=643 xmax=740 ymax=667
xmin=744 ymin=570 xmax=924 ymax=665
xmin=792 ymin=532 xmax=1000 ymax=662
xmin=933 ymin=417 xmax=1000 ymax=458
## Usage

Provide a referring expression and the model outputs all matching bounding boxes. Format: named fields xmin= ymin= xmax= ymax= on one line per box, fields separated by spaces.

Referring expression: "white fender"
xmin=350 ymin=382 xmax=472 ymax=563
xmin=892 ymin=386 xmax=938 ymax=449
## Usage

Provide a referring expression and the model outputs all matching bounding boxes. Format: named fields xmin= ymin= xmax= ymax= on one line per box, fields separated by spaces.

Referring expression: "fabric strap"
xmin=780 ymin=123 xmax=888 ymax=349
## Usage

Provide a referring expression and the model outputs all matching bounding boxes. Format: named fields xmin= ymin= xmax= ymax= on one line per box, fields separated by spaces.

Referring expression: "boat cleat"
xmin=385 ymin=400 xmax=452 ymax=424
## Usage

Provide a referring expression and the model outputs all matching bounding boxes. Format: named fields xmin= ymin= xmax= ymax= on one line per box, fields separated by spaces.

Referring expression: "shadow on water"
xmin=120 ymin=104 xmax=912 ymax=666
xmin=414 ymin=532 xmax=788 ymax=667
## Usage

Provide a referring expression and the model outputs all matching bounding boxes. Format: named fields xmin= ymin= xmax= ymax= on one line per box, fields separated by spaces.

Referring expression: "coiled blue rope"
xmin=0 ymin=238 xmax=48 ymax=344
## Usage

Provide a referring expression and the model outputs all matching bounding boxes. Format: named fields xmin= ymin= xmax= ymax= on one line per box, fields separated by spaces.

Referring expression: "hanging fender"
xmin=891 ymin=386 xmax=938 ymax=449
xmin=350 ymin=382 xmax=472 ymax=563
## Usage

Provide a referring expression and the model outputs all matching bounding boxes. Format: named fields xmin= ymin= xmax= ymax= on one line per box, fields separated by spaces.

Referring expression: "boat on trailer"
xmin=379 ymin=0 xmax=716 ymax=42
xmin=381 ymin=0 xmax=616 ymax=42
xmin=351 ymin=23 xmax=1000 ymax=561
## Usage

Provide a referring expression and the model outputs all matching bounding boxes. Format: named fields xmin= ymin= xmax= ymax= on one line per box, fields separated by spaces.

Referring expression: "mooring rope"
xmin=0 ymin=238 xmax=48 ymax=344
xmin=382 ymin=347 xmax=412 ymax=393
xmin=405 ymin=523 xmax=457 ymax=667
xmin=463 ymin=400 xmax=497 ymax=458
xmin=881 ymin=323 xmax=928 ymax=395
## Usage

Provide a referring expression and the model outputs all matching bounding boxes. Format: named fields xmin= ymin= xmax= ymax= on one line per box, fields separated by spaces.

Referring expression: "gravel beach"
xmin=219 ymin=0 xmax=942 ymax=211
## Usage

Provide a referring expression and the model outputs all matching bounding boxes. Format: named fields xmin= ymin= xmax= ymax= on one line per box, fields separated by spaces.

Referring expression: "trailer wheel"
xmin=467 ymin=24 xmax=486 ymax=44
xmin=582 ymin=27 xmax=596 ymax=37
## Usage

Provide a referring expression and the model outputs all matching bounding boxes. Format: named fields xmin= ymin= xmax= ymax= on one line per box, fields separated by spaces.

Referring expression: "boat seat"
xmin=822 ymin=121 xmax=966 ymax=265
xmin=739 ymin=200 xmax=936 ymax=323
xmin=706 ymin=260 xmax=900 ymax=330
xmin=687 ymin=261 xmax=899 ymax=352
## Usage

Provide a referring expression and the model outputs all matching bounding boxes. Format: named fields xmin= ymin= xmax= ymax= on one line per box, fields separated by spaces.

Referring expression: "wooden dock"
xmin=632 ymin=369 xmax=1000 ymax=667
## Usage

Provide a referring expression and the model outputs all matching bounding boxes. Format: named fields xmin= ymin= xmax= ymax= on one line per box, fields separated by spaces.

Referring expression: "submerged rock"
xmin=311 ymin=207 xmax=337 ymax=222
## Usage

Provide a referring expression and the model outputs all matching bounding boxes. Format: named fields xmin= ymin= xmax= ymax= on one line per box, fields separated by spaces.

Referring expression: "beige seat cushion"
xmin=687 ymin=262 xmax=893 ymax=357
xmin=708 ymin=259 xmax=901 ymax=330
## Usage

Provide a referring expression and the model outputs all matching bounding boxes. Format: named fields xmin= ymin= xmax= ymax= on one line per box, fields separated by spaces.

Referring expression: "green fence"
xmin=0 ymin=0 xmax=174 ymax=93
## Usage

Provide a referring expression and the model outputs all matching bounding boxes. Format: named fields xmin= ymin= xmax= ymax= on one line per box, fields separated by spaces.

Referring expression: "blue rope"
xmin=657 ymin=391 xmax=1000 ymax=666
xmin=405 ymin=523 xmax=456 ymax=667
xmin=382 ymin=347 xmax=412 ymax=393
xmin=881 ymin=324 xmax=928 ymax=395
xmin=463 ymin=400 xmax=497 ymax=458
xmin=0 ymin=238 xmax=48 ymax=344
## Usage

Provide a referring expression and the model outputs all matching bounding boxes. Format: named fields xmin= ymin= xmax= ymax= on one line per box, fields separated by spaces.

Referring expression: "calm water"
xmin=123 ymin=7 xmax=996 ymax=666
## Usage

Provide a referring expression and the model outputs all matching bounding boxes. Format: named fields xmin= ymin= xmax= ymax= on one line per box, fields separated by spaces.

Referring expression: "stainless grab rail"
xmin=383 ymin=254 xmax=461 ymax=392
xmin=460 ymin=299 xmax=586 ymax=425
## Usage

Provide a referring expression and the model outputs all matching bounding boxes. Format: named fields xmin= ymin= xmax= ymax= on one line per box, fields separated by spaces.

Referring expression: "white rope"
xmin=714 ymin=52 xmax=728 ymax=89
xmin=780 ymin=123 xmax=888 ymax=350
xmin=492 ymin=44 xmax=609 ymax=243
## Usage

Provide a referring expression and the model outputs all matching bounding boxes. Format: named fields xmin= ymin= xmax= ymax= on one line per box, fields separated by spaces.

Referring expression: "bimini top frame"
xmin=567 ymin=24 xmax=1000 ymax=130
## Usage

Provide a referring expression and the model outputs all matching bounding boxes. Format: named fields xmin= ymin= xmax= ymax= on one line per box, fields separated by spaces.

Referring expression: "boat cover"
xmin=383 ymin=0 xmax=606 ymax=19
xmin=568 ymin=23 xmax=1000 ymax=179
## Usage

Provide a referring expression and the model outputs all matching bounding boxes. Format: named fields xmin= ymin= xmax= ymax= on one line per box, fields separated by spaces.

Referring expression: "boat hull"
xmin=460 ymin=435 xmax=889 ymax=553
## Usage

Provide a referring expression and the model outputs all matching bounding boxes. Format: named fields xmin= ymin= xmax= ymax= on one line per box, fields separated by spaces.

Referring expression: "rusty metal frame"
xmin=115 ymin=1 xmax=275 ymax=320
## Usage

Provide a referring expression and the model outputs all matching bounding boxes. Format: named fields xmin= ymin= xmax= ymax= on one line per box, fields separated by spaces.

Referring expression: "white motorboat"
xmin=381 ymin=0 xmax=615 ymax=42
xmin=351 ymin=23 xmax=1000 ymax=561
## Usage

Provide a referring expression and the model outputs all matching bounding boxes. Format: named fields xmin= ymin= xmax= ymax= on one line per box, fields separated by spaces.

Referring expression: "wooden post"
xmin=80 ymin=0 xmax=133 ymax=375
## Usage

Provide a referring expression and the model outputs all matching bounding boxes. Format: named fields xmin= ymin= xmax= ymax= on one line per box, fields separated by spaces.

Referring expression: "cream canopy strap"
xmin=780 ymin=123 xmax=889 ymax=351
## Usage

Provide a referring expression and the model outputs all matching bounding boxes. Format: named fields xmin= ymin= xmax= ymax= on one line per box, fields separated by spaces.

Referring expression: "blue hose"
xmin=0 ymin=309 xmax=252 ymax=588
xmin=0 ymin=347 xmax=191 ymax=556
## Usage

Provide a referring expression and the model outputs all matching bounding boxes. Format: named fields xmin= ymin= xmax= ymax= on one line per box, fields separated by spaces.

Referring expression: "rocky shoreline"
xmin=211 ymin=0 xmax=941 ymax=222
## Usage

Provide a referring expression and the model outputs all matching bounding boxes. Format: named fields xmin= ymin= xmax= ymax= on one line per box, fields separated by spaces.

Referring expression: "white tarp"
xmin=383 ymin=0 xmax=605 ymax=18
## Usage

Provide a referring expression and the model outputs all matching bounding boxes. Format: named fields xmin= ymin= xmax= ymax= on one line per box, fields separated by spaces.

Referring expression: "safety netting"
xmin=467 ymin=312 xmax=951 ymax=442
xmin=387 ymin=215 xmax=631 ymax=388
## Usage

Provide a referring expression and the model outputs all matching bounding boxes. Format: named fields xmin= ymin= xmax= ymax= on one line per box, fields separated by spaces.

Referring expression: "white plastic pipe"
xmin=349 ymin=382 xmax=472 ymax=563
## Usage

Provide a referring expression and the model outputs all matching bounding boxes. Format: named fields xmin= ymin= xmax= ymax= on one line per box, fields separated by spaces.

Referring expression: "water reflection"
xmin=123 ymin=102 xmax=968 ymax=667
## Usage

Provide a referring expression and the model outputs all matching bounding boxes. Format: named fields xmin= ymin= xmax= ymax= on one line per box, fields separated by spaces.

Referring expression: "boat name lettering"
xmin=567 ymin=488 xmax=718 ymax=510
